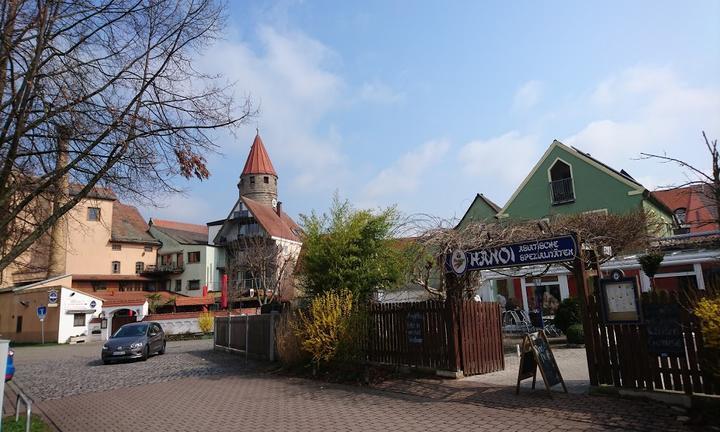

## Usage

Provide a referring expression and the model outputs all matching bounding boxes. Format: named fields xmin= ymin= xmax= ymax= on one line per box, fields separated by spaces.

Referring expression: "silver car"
xmin=101 ymin=322 xmax=166 ymax=364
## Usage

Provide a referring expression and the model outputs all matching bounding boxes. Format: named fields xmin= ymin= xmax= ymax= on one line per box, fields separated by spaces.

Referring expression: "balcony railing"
xmin=550 ymin=177 xmax=575 ymax=204
xmin=141 ymin=263 xmax=184 ymax=274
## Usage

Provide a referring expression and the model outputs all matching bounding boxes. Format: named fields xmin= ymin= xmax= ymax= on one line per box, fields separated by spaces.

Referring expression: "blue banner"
xmin=447 ymin=235 xmax=578 ymax=275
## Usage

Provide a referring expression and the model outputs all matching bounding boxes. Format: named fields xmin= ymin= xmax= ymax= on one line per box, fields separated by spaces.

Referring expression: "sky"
xmin=141 ymin=0 xmax=720 ymax=226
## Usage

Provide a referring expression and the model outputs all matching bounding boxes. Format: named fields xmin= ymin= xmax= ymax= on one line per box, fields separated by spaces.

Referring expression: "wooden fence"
xmin=366 ymin=300 xmax=504 ymax=376
xmin=586 ymin=291 xmax=719 ymax=396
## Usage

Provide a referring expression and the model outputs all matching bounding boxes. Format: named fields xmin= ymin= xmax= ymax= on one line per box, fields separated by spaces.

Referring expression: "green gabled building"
xmin=496 ymin=140 xmax=674 ymax=230
xmin=455 ymin=193 xmax=502 ymax=229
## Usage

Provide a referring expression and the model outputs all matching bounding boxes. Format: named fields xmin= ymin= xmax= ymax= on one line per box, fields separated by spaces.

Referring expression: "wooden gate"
xmin=585 ymin=291 xmax=719 ymax=396
xmin=111 ymin=314 xmax=136 ymax=334
xmin=459 ymin=301 xmax=504 ymax=375
xmin=366 ymin=300 xmax=504 ymax=376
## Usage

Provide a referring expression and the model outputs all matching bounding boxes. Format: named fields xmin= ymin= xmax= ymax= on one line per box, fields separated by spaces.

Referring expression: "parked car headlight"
xmin=102 ymin=345 xmax=109 ymax=350
xmin=130 ymin=342 xmax=144 ymax=349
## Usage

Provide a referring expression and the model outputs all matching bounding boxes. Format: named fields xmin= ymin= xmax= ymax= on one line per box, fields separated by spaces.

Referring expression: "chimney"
xmin=276 ymin=201 xmax=282 ymax=216
xmin=47 ymin=126 xmax=71 ymax=277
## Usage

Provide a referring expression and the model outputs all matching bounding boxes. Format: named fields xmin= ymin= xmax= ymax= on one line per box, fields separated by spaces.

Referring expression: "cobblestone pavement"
xmin=11 ymin=339 xmax=253 ymax=401
xmin=9 ymin=340 xmax=696 ymax=432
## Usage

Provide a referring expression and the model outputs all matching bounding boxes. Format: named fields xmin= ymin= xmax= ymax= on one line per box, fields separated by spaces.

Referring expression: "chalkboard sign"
xmin=644 ymin=303 xmax=684 ymax=355
xmin=406 ymin=312 xmax=423 ymax=344
xmin=516 ymin=331 xmax=567 ymax=395
xmin=530 ymin=332 xmax=562 ymax=387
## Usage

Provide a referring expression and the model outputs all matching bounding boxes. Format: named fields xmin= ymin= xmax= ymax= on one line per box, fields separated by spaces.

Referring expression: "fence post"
xmin=573 ymin=233 xmax=599 ymax=387
xmin=227 ymin=313 xmax=231 ymax=350
xmin=244 ymin=315 xmax=250 ymax=362
xmin=269 ymin=312 xmax=277 ymax=362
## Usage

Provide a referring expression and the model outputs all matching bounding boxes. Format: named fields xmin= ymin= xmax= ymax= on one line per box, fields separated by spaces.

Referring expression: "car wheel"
xmin=159 ymin=341 xmax=166 ymax=355
xmin=142 ymin=345 xmax=150 ymax=361
xmin=103 ymin=359 xmax=110 ymax=365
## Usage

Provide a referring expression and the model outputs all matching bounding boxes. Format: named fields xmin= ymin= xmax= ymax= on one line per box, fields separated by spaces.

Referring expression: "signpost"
xmin=37 ymin=305 xmax=47 ymax=344
xmin=516 ymin=331 xmax=567 ymax=395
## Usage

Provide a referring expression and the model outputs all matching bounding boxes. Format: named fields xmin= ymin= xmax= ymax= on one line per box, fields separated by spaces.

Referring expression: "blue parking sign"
xmin=37 ymin=306 xmax=47 ymax=320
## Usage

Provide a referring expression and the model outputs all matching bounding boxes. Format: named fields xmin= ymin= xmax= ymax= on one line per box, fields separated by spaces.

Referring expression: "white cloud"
xmin=459 ymin=131 xmax=540 ymax=189
xmin=513 ymin=80 xmax=543 ymax=110
xmin=199 ymin=26 xmax=348 ymax=190
xmin=357 ymin=81 xmax=404 ymax=104
xmin=566 ymin=66 xmax=720 ymax=185
xmin=362 ymin=140 xmax=450 ymax=202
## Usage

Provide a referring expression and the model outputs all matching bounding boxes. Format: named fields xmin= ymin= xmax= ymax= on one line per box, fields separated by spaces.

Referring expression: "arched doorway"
xmin=111 ymin=309 xmax=137 ymax=334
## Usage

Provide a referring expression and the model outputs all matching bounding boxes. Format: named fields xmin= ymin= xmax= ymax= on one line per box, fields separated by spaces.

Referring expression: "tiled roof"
xmin=241 ymin=196 xmax=301 ymax=242
xmin=654 ymin=185 xmax=719 ymax=233
xmin=92 ymin=290 xmax=209 ymax=308
xmin=68 ymin=183 xmax=117 ymax=200
xmin=150 ymin=219 xmax=209 ymax=245
xmin=72 ymin=274 xmax=153 ymax=281
xmin=111 ymin=202 xmax=159 ymax=244
xmin=241 ymin=134 xmax=277 ymax=176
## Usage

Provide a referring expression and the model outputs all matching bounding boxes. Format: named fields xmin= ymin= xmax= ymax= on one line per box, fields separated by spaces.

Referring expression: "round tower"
xmin=238 ymin=132 xmax=278 ymax=207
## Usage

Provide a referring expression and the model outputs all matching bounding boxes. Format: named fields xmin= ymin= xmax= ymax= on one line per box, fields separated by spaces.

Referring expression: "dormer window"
xmin=549 ymin=159 xmax=575 ymax=205
xmin=674 ymin=208 xmax=687 ymax=226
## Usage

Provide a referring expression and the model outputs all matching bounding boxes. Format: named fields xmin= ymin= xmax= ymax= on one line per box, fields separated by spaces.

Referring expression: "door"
xmin=148 ymin=324 xmax=162 ymax=352
xmin=111 ymin=314 xmax=136 ymax=334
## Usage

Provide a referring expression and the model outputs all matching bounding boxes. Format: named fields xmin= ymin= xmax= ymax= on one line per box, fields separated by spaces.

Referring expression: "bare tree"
xmin=225 ymin=236 xmax=297 ymax=305
xmin=402 ymin=209 xmax=663 ymax=299
xmin=0 ymin=0 xmax=254 ymax=274
xmin=641 ymin=131 xmax=720 ymax=229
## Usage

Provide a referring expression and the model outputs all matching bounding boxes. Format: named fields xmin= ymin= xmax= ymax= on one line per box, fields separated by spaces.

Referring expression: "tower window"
xmin=549 ymin=159 xmax=574 ymax=205
xmin=250 ymin=176 xmax=255 ymax=184
xmin=263 ymin=176 xmax=269 ymax=184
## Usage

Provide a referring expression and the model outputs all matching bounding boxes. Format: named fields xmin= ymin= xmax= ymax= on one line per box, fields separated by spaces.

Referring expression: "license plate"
xmin=113 ymin=351 xmax=125 ymax=356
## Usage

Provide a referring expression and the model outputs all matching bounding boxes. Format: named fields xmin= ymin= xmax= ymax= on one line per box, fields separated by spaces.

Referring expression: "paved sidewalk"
xmin=33 ymin=372 xmax=692 ymax=432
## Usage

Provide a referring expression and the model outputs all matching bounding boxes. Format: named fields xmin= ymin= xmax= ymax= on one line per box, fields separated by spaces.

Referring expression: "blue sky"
xmin=142 ymin=1 xmax=720 ymax=225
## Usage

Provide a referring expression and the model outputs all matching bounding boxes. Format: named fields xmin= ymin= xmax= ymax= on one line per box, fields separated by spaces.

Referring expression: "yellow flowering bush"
xmin=695 ymin=296 xmax=720 ymax=349
xmin=293 ymin=290 xmax=355 ymax=369
xmin=198 ymin=311 xmax=214 ymax=334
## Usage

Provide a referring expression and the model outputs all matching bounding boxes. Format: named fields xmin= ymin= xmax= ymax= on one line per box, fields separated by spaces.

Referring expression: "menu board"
xmin=600 ymin=278 xmax=640 ymax=323
xmin=644 ymin=303 xmax=684 ymax=355
xmin=406 ymin=312 xmax=423 ymax=344
xmin=516 ymin=331 xmax=567 ymax=395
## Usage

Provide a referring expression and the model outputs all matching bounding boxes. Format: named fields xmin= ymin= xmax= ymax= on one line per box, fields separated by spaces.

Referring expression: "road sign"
xmin=37 ymin=306 xmax=47 ymax=321
xmin=48 ymin=289 xmax=58 ymax=304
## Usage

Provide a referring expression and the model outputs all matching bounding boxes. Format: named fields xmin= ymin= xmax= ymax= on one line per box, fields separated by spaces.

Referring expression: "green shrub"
xmin=566 ymin=323 xmax=585 ymax=344
xmin=554 ymin=298 xmax=581 ymax=333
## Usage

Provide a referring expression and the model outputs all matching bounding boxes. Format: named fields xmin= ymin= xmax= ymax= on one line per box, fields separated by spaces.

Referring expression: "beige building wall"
xmin=64 ymin=198 xmax=157 ymax=276
xmin=0 ymin=287 xmax=61 ymax=343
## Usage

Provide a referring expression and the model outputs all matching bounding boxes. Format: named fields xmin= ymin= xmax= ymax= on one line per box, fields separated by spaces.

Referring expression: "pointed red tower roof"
xmin=241 ymin=133 xmax=277 ymax=176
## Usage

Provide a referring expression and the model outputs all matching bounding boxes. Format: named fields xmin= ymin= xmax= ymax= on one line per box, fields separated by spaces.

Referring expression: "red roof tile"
xmin=111 ymin=202 xmax=159 ymax=244
xmin=241 ymin=134 xmax=277 ymax=176
xmin=654 ymin=185 xmax=718 ymax=233
xmin=151 ymin=219 xmax=208 ymax=235
xmin=241 ymin=196 xmax=301 ymax=242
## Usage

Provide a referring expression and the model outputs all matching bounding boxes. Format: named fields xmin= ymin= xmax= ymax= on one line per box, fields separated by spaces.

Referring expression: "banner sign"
xmin=447 ymin=235 xmax=578 ymax=275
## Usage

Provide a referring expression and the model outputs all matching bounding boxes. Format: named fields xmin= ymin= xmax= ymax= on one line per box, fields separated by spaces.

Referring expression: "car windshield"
xmin=112 ymin=324 xmax=148 ymax=338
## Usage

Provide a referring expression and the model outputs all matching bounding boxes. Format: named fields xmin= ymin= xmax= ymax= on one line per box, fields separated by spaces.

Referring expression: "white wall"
xmin=152 ymin=317 xmax=202 ymax=335
xmin=58 ymin=287 xmax=103 ymax=343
